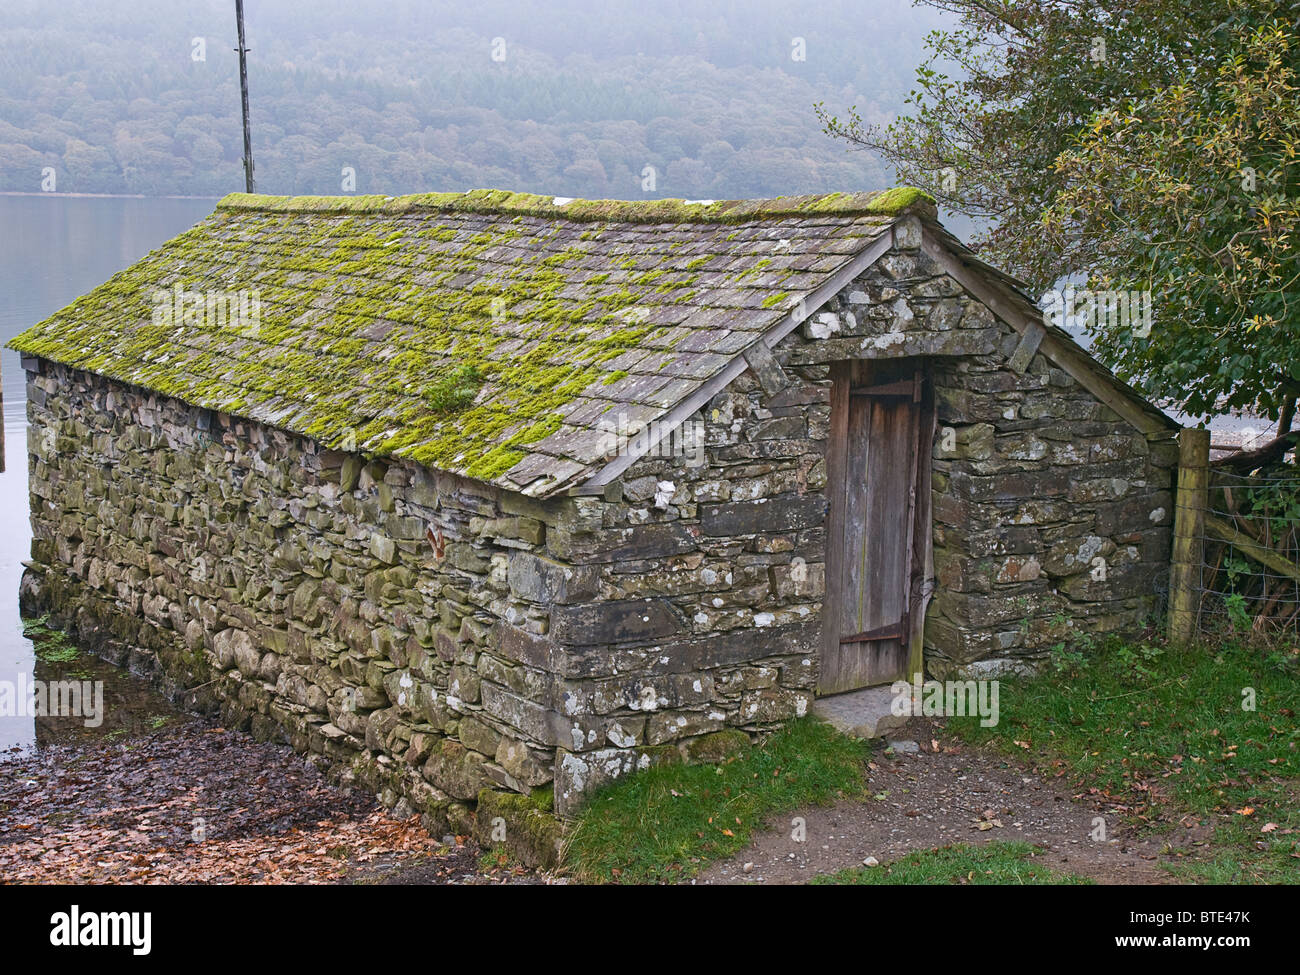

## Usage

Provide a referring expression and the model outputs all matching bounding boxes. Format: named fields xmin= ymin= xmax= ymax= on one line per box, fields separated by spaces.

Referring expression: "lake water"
xmin=0 ymin=195 xmax=216 ymax=752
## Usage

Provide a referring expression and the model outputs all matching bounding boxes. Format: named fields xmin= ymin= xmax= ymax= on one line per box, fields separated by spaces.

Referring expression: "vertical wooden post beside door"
xmin=1168 ymin=427 xmax=1210 ymax=643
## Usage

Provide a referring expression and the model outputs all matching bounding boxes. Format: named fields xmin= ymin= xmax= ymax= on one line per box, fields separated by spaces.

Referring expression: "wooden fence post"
xmin=1168 ymin=427 xmax=1210 ymax=643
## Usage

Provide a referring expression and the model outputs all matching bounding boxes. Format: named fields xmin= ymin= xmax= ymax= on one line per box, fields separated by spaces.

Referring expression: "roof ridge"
xmin=215 ymin=186 xmax=935 ymax=224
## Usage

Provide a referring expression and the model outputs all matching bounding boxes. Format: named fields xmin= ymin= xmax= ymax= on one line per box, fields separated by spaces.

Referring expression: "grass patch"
xmin=564 ymin=717 xmax=868 ymax=883
xmin=423 ymin=363 xmax=484 ymax=413
xmin=812 ymin=842 xmax=1093 ymax=885
xmin=948 ymin=636 xmax=1299 ymax=883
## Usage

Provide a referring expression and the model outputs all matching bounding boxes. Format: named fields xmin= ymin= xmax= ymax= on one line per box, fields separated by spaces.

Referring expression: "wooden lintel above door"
xmin=848 ymin=376 xmax=921 ymax=400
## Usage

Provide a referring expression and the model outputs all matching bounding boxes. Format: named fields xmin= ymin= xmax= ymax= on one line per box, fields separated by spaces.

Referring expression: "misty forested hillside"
xmin=0 ymin=0 xmax=946 ymax=199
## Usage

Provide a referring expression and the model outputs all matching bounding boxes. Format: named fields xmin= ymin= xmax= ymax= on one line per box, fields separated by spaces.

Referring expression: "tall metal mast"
xmin=235 ymin=0 xmax=255 ymax=192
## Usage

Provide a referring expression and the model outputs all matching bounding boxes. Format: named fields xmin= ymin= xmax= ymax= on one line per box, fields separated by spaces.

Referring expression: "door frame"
xmin=819 ymin=358 xmax=936 ymax=694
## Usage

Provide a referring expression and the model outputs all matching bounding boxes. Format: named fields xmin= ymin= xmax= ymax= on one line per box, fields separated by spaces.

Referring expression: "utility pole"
xmin=235 ymin=0 xmax=255 ymax=192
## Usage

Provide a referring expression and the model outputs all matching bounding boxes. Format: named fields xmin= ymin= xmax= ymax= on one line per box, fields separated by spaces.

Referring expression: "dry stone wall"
xmin=541 ymin=367 xmax=832 ymax=812
xmin=23 ymin=361 xmax=582 ymax=852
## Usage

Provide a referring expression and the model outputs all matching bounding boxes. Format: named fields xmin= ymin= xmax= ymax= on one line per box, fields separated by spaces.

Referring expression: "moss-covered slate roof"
xmin=9 ymin=187 xmax=929 ymax=496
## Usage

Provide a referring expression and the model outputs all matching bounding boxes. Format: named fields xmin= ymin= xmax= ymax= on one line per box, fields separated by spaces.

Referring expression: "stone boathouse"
xmin=10 ymin=188 xmax=1179 ymax=855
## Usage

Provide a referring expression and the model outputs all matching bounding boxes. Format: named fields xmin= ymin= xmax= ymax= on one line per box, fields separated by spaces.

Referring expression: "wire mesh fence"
xmin=1192 ymin=465 xmax=1300 ymax=640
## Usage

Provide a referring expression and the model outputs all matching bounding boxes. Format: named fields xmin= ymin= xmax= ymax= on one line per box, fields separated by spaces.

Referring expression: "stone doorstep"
xmin=811 ymin=684 xmax=913 ymax=740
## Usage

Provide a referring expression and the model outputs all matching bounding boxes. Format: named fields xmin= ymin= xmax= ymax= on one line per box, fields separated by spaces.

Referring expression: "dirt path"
xmin=695 ymin=732 xmax=1180 ymax=885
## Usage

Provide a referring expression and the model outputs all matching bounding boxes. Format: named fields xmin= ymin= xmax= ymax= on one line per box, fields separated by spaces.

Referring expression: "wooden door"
xmin=820 ymin=360 xmax=931 ymax=694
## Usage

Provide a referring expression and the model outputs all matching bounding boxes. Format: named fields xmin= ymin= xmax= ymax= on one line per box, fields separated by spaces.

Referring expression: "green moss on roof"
xmin=8 ymin=185 xmax=908 ymax=495
xmin=217 ymin=186 xmax=936 ymax=223
xmin=864 ymin=186 xmax=934 ymax=214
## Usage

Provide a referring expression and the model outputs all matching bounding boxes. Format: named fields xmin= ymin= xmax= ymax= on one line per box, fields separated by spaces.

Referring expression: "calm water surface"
xmin=0 ymin=195 xmax=214 ymax=752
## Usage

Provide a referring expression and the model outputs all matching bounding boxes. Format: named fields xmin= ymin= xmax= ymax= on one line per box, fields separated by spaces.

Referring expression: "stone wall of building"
xmin=922 ymin=351 xmax=1177 ymax=676
xmin=540 ymin=367 xmax=831 ymax=812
